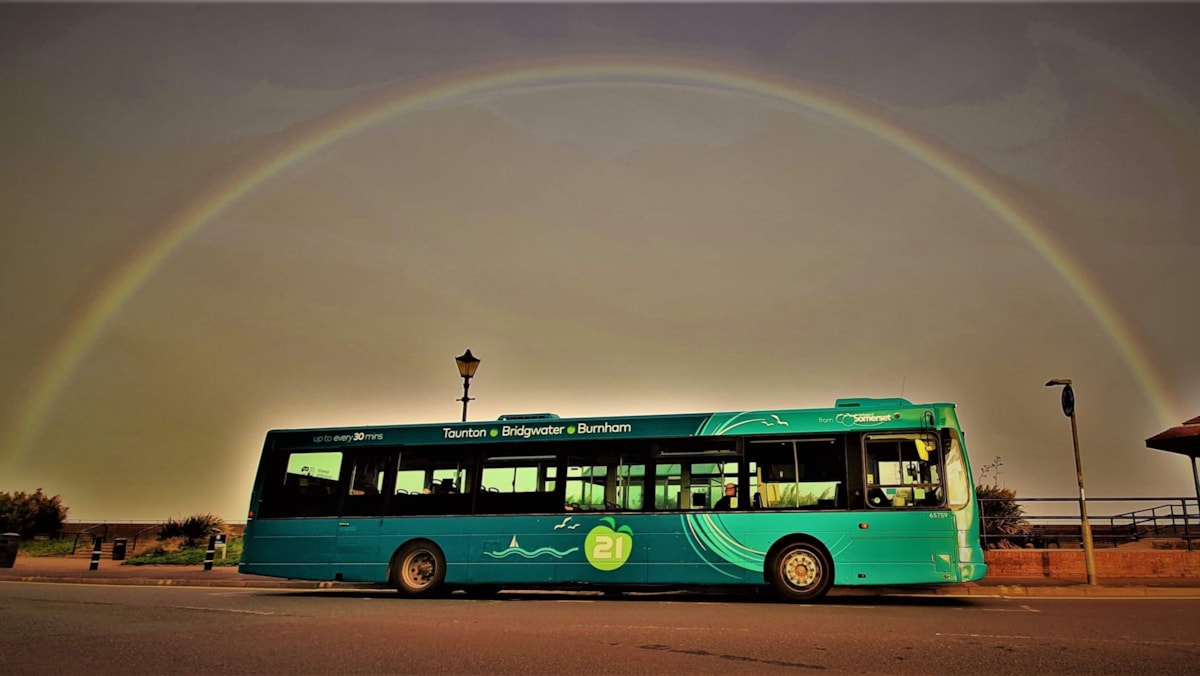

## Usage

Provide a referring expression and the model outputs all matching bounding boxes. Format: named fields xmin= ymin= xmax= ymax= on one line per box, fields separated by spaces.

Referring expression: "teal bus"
xmin=240 ymin=397 xmax=986 ymax=601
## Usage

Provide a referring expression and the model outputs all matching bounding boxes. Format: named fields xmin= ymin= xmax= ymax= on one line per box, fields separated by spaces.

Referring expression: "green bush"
xmin=0 ymin=489 xmax=69 ymax=538
xmin=158 ymin=513 xmax=227 ymax=548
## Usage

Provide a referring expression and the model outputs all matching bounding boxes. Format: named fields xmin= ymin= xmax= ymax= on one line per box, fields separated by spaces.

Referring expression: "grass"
xmin=17 ymin=538 xmax=81 ymax=557
xmin=124 ymin=537 xmax=243 ymax=566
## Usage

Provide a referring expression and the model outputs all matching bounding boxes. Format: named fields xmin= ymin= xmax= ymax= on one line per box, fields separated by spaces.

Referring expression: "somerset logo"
xmin=835 ymin=412 xmax=899 ymax=427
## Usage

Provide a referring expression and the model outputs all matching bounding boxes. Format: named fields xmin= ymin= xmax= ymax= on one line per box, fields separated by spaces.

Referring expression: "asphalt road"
xmin=1 ymin=583 xmax=1198 ymax=674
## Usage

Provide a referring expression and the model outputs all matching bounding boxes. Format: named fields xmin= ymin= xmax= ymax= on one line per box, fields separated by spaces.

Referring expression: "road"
xmin=1 ymin=583 xmax=1198 ymax=674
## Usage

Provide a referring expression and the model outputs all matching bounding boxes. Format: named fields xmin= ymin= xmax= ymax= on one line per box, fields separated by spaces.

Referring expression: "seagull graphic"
xmin=770 ymin=414 xmax=789 ymax=426
xmin=553 ymin=516 xmax=573 ymax=530
xmin=567 ymin=524 xmax=580 ymax=530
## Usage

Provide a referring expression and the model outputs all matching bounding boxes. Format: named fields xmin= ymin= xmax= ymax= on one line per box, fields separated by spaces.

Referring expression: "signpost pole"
xmin=1048 ymin=380 xmax=1097 ymax=585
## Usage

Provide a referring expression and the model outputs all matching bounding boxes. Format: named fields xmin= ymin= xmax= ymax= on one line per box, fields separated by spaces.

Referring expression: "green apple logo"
xmin=585 ymin=517 xmax=633 ymax=571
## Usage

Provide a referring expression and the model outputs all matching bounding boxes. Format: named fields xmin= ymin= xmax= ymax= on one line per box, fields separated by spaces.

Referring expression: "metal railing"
xmin=978 ymin=496 xmax=1198 ymax=551
xmin=67 ymin=524 xmax=108 ymax=555
xmin=129 ymin=524 xmax=162 ymax=556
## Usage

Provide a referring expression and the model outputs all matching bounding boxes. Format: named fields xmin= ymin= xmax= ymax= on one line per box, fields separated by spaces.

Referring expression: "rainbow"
xmin=7 ymin=55 xmax=1180 ymax=464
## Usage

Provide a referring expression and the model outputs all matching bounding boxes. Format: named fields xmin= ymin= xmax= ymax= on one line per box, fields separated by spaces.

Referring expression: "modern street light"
xmin=455 ymin=349 xmax=481 ymax=422
xmin=1045 ymin=378 xmax=1097 ymax=585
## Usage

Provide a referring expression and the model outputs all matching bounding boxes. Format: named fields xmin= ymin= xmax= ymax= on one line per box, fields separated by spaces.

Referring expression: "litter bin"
xmin=0 ymin=533 xmax=19 ymax=568
xmin=112 ymin=538 xmax=128 ymax=561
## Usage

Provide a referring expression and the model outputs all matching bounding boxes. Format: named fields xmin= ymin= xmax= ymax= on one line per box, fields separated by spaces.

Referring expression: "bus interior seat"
xmin=817 ymin=484 xmax=841 ymax=509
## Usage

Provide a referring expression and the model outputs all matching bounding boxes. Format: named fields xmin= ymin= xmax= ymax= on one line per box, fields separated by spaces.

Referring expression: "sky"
xmin=1 ymin=2 xmax=1198 ymax=522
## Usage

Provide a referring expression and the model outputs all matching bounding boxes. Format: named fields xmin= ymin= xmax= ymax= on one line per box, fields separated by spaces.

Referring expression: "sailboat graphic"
xmin=483 ymin=533 xmax=579 ymax=560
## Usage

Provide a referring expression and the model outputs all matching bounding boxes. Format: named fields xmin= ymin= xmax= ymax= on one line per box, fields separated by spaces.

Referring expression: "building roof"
xmin=1146 ymin=416 xmax=1200 ymax=459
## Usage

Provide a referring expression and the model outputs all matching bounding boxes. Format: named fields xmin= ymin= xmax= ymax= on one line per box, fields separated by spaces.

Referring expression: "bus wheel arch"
xmin=390 ymin=539 xmax=447 ymax=597
xmin=765 ymin=536 xmax=833 ymax=602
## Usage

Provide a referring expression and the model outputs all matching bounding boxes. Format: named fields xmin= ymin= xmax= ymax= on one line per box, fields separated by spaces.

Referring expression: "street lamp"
xmin=455 ymin=349 xmax=481 ymax=422
xmin=1045 ymin=378 xmax=1097 ymax=585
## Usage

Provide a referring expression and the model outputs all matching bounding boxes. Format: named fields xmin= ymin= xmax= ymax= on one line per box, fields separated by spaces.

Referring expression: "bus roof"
xmin=265 ymin=398 xmax=961 ymax=452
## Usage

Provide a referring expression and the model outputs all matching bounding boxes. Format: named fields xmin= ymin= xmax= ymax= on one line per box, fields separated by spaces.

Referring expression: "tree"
xmin=0 ymin=489 xmax=69 ymax=538
xmin=975 ymin=457 xmax=1031 ymax=549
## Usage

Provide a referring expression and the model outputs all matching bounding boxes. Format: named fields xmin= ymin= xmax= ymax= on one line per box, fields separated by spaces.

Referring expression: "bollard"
xmin=203 ymin=534 xmax=216 ymax=571
xmin=88 ymin=535 xmax=102 ymax=571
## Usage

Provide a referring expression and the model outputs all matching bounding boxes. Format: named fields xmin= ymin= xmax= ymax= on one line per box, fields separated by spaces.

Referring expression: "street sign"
xmin=1061 ymin=384 xmax=1075 ymax=417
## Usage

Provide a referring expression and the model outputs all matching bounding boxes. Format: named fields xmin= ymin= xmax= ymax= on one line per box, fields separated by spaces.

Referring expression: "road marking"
xmin=561 ymin=624 xmax=751 ymax=632
xmin=980 ymin=605 xmax=1041 ymax=613
xmin=170 ymin=605 xmax=276 ymax=616
xmin=939 ymin=632 xmax=1031 ymax=640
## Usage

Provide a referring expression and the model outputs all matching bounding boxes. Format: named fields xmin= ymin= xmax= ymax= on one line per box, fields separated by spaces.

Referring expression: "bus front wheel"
xmin=769 ymin=540 xmax=832 ymax=602
xmin=393 ymin=541 xmax=446 ymax=597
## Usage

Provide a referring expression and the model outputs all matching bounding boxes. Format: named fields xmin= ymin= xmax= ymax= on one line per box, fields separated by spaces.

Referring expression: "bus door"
xmin=247 ymin=449 xmax=345 ymax=579
xmin=334 ymin=449 xmax=393 ymax=581
xmin=848 ymin=432 xmax=958 ymax=584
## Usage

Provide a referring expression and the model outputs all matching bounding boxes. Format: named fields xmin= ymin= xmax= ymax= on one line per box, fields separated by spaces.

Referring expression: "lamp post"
xmin=1045 ymin=378 xmax=1097 ymax=585
xmin=455 ymin=349 xmax=480 ymax=422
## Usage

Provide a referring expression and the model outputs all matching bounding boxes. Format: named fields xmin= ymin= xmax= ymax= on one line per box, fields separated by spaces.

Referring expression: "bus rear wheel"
xmin=770 ymin=541 xmax=832 ymax=602
xmin=393 ymin=541 xmax=446 ymax=597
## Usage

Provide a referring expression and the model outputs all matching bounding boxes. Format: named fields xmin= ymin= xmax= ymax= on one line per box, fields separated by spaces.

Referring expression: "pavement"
xmin=2 ymin=555 xmax=1200 ymax=597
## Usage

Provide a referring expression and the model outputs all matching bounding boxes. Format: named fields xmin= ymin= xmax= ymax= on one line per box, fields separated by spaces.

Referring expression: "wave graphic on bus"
xmin=484 ymin=536 xmax=579 ymax=560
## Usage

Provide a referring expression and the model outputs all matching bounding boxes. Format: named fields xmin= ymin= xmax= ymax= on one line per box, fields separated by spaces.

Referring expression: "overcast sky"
xmin=2 ymin=3 xmax=1197 ymax=521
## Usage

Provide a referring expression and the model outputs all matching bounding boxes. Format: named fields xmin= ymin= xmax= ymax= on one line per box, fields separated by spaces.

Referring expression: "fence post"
xmin=88 ymin=535 xmax=102 ymax=571
xmin=1183 ymin=498 xmax=1193 ymax=552
xmin=979 ymin=500 xmax=988 ymax=549
xmin=203 ymin=535 xmax=216 ymax=572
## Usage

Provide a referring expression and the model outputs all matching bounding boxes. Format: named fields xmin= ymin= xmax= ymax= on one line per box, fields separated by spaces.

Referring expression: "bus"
xmin=240 ymin=397 xmax=986 ymax=601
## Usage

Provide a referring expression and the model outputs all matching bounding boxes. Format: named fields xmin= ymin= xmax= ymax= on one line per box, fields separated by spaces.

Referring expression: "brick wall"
xmin=61 ymin=522 xmax=246 ymax=540
xmin=985 ymin=549 xmax=1200 ymax=578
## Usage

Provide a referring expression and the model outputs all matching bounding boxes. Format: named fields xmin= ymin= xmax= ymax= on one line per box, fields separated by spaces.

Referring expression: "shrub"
xmin=158 ymin=513 xmax=226 ymax=548
xmin=0 ymin=489 xmax=69 ymax=538
xmin=974 ymin=455 xmax=1031 ymax=548
xmin=976 ymin=483 xmax=1031 ymax=548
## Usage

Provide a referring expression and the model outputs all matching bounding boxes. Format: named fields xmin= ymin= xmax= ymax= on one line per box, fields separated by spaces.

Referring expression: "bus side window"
xmin=342 ymin=453 xmax=389 ymax=517
xmin=261 ymin=451 xmax=343 ymax=518
xmin=746 ymin=437 xmax=847 ymax=510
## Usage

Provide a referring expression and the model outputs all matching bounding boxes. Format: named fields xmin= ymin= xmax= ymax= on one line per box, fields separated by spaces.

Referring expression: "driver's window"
xmin=863 ymin=433 xmax=944 ymax=509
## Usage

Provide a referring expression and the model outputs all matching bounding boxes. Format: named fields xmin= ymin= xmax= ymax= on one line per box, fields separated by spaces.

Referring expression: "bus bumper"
xmin=958 ymin=561 xmax=987 ymax=582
